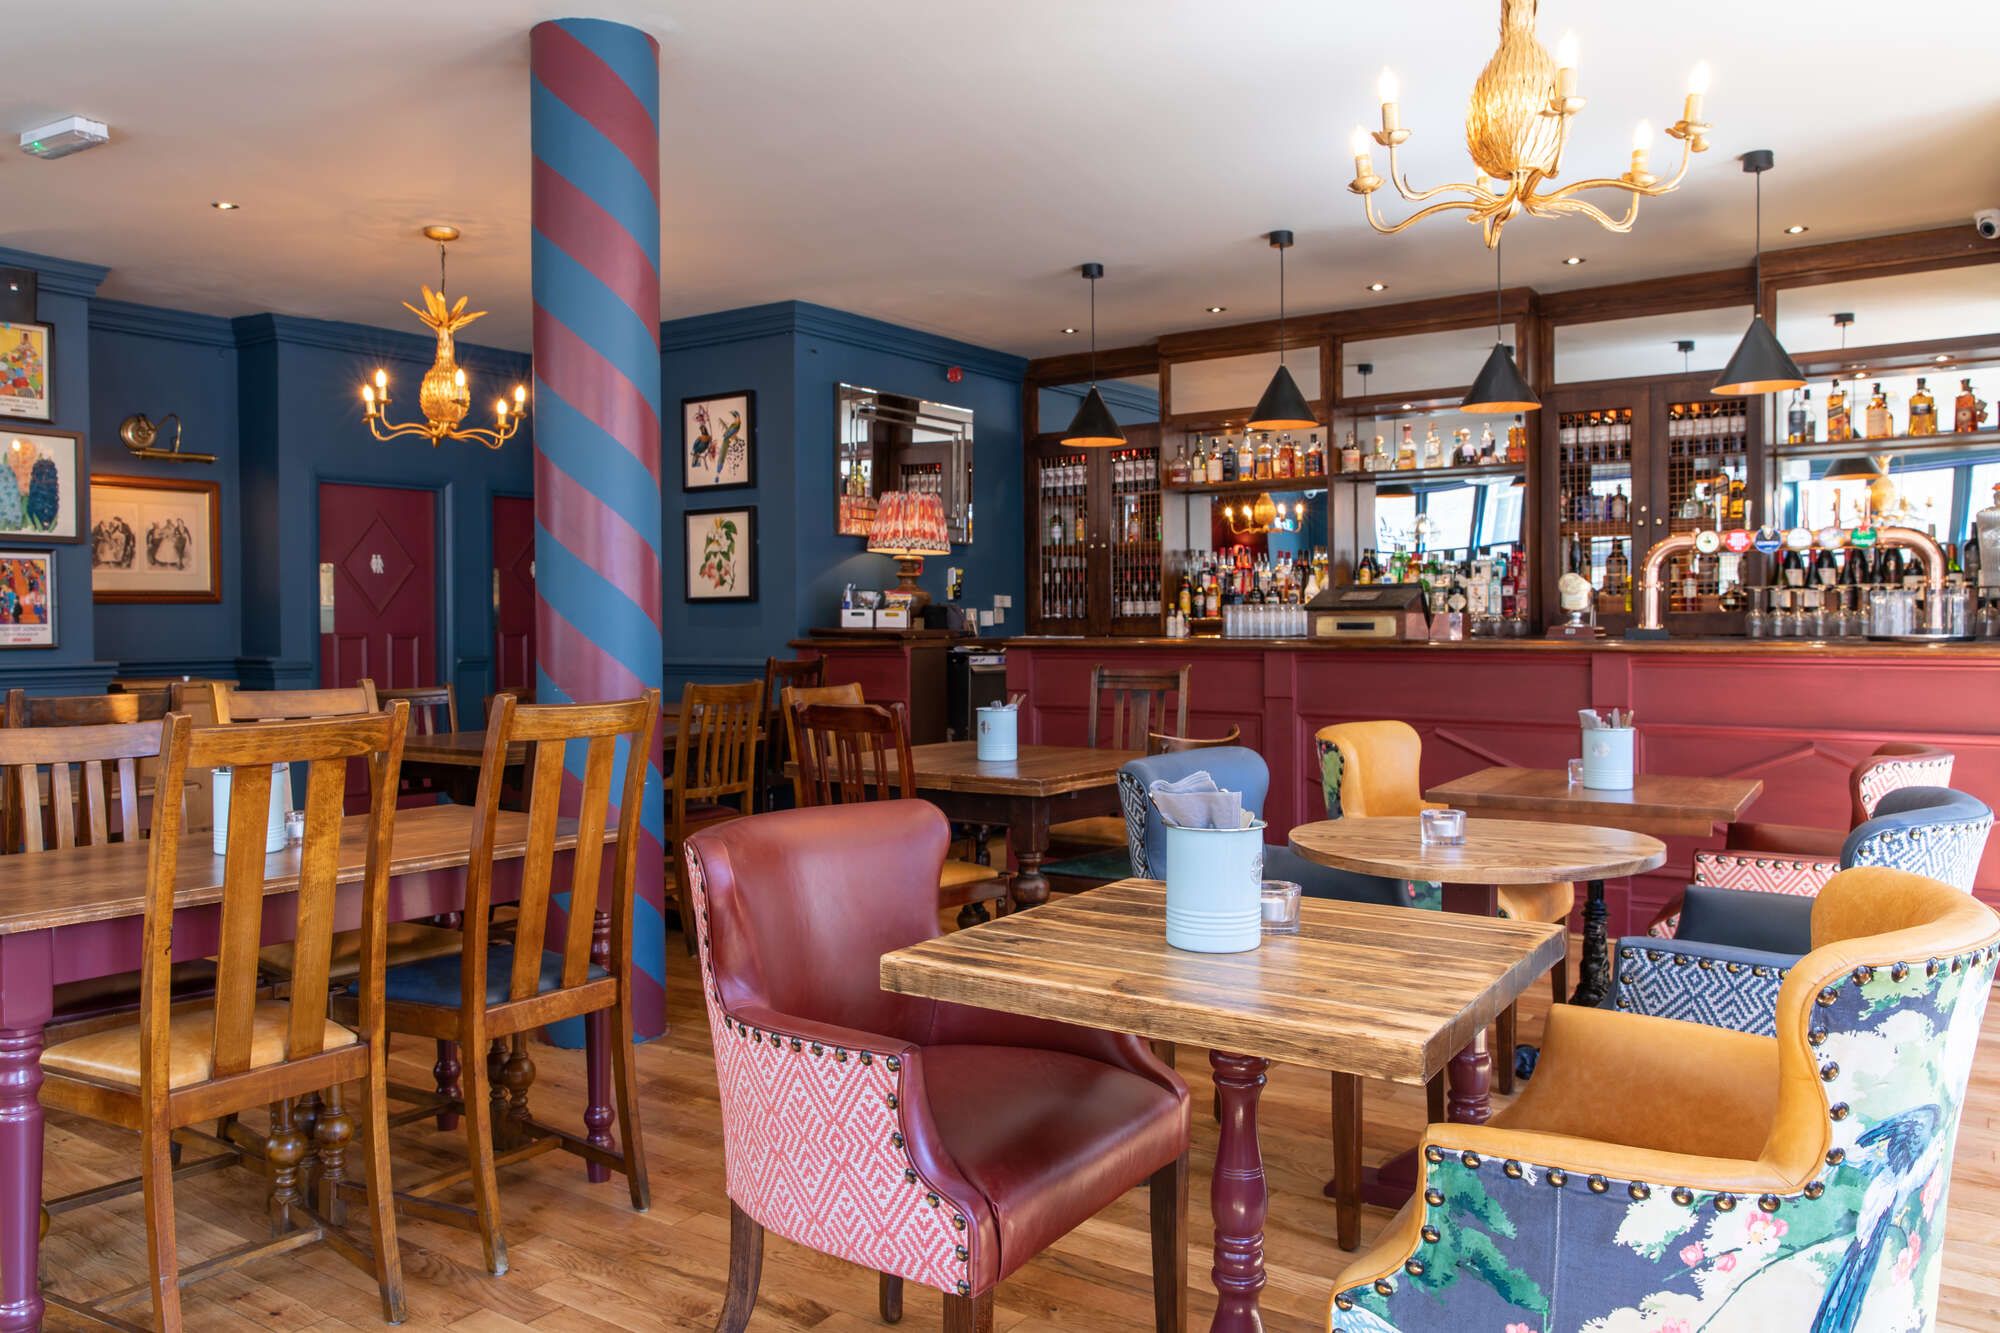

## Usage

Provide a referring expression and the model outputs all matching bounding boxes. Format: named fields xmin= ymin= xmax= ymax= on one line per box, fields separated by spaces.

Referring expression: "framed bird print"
xmin=681 ymin=390 xmax=755 ymax=491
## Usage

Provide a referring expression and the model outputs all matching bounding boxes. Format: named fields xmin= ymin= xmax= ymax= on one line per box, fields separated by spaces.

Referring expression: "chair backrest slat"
xmin=0 ymin=721 xmax=166 ymax=856
xmin=673 ymin=683 xmax=762 ymax=813
xmin=377 ymin=684 xmax=457 ymax=736
xmin=793 ymin=702 xmax=915 ymax=808
xmin=218 ymin=680 xmax=379 ymax=724
xmin=458 ymin=691 xmax=657 ymax=1012
xmin=1086 ymin=665 xmax=1190 ymax=751
xmin=760 ymin=658 xmax=826 ymax=783
xmin=47 ymin=761 xmax=75 ymax=849
xmin=166 ymin=706 xmax=408 ymax=1096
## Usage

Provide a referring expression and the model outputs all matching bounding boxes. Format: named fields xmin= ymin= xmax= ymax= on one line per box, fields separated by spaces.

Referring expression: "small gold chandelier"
xmin=1347 ymin=0 xmax=1711 ymax=247
xmin=361 ymin=226 xmax=526 ymax=449
xmin=1222 ymin=493 xmax=1306 ymax=537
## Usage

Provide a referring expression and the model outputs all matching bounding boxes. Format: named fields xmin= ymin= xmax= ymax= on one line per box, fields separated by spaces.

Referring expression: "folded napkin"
xmin=1149 ymin=771 xmax=1249 ymax=830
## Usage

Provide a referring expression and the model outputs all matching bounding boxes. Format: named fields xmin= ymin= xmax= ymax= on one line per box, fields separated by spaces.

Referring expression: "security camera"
xmin=1978 ymin=209 xmax=2000 ymax=240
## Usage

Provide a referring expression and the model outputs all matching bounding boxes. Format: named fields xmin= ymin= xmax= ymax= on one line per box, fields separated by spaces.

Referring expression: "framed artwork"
xmin=0 ymin=426 xmax=81 ymax=542
xmin=0 ymin=550 xmax=55 ymax=647
xmin=0 ymin=321 xmax=51 ymax=422
xmin=89 ymin=474 xmax=222 ymax=603
xmin=682 ymin=390 xmax=755 ymax=491
xmin=685 ymin=505 xmax=757 ymax=602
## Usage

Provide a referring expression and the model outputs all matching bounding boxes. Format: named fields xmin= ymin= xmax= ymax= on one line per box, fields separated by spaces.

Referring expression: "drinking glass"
xmin=1420 ymin=808 xmax=1466 ymax=845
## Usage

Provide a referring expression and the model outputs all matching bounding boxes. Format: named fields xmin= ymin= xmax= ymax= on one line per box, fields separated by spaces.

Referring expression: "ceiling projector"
xmin=20 ymin=117 xmax=109 ymax=160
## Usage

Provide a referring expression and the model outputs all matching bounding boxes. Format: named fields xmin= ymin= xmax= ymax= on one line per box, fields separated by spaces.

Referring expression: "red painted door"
xmin=492 ymin=495 xmax=537 ymax=697
xmin=319 ymin=483 xmax=438 ymax=692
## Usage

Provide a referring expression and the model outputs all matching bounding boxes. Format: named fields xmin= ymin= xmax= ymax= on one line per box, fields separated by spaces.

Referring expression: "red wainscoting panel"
xmin=1006 ymin=641 xmax=2000 ymax=937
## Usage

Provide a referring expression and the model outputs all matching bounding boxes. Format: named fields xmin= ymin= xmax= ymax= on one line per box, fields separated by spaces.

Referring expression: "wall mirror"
xmin=1340 ymin=324 xmax=1523 ymax=400
xmin=1774 ymin=266 xmax=2000 ymax=358
xmin=1168 ymin=350 xmax=1321 ymax=418
xmin=1037 ymin=374 xmax=1162 ymax=431
xmin=1553 ymin=306 xmax=1757 ymax=383
xmin=836 ymin=382 xmax=974 ymax=543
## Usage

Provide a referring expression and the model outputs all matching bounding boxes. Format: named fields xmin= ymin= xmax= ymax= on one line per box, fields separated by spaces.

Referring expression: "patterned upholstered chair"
xmin=685 ymin=800 xmax=1190 ymax=1332
xmin=1611 ymin=787 xmax=1992 ymax=1037
xmin=1327 ymin=865 xmax=2000 ymax=1333
xmin=1667 ymin=744 xmax=1960 ymax=927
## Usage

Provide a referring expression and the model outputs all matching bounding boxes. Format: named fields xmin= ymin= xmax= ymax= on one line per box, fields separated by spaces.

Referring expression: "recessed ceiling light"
xmin=1206 ymin=306 xmax=1227 ymax=314
xmin=1399 ymin=402 xmax=1413 ymax=410
xmin=1061 ymin=326 xmax=1078 ymax=334
xmin=1562 ymin=255 xmax=1585 ymax=266
xmin=1366 ymin=281 xmax=1387 ymax=292
xmin=211 ymin=200 xmax=239 ymax=210
xmin=1784 ymin=224 xmax=1808 ymax=235
xmin=1935 ymin=354 xmax=1952 ymax=363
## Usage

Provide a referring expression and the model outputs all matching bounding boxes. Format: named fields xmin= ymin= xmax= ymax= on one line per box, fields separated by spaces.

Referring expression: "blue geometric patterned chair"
xmin=1610 ymin=787 xmax=1992 ymax=1037
xmin=1328 ymin=865 xmax=2000 ymax=1332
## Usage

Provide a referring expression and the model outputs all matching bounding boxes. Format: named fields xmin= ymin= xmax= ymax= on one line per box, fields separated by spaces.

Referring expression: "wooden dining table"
xmin=0 ymin=803 xmax=600 ymax=1333
xmin=789 ymin=741 xmax=1137 ymax=908
xmin=881 ymin=879 xmax=1564 ymax=1333
xmin=1422 ymin=767 xmax=1763 ymax=1005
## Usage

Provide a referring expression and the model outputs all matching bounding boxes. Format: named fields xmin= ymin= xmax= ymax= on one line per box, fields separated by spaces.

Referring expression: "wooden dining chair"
xmin=780 ymin=681 xmax=862 ymax=804
xmin=666 ymin=681 xmax=762 ymax=953
xmin=1049 ymin=664 xmax=1193 ymax=854
xmin=1147 ymin=724 xmax=1242 ymax=755
xmin=215 ymin=680 xmax=381 ymax=724
xmin=1 ymin=689 xmax=163 ymax=853
xmin=792 ymin=701 xmax=1009 ymax=928
xmin=354 ymin=690 xmax=657 ymax=1277
xmin=38 ymin=706 xmax=411 ymax=1330
xmin=757 ymin=656 xmax=825 ymax=810
xmin=376 ymin=684 xmax=458 ymax=735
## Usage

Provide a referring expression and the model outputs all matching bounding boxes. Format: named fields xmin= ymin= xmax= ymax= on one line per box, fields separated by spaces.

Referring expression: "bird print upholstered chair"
xmin=1612 ymin=786 xmax=1992 ymax=1036
xmin=684 ymin=799 xmax=1190 ymax=1332
xmin=1327 ymin=864 xmax=2000 ymax=1333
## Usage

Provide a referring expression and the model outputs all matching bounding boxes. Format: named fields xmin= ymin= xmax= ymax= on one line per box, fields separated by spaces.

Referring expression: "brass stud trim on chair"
xmin=1547 ymin=1170 xmax=1568 ymax=1188
xmin=1405 ymin=1258 xmax=1426 ymax=1277
xmin=1424 ymin=1145 xmax=1444 ymax=1163
xmin=1758 ymin=1194 xmax=1782 ymax=1213
xmin=1629 ymin=1182 xmax=1651 ymax=1201
xmin=886 ymin=1055 xmax=901 ymax=1073
xmin=1460 ymin=1151 xmax=1482 ymax=1169
xmin=1804 ymin=1180 xmax=1825 ymax=1200
xmin=1817 ymin=986 xmax=1840 ymax=1006
xmin=1335 ymin=1295 xmax=1356 ymax=1311
xmin=1807 ymin=1028 xmax=1826 ymax=1046
xmin=1420 ymin=1225 xmax=1441 ymax=1244
xmin=1829 ymin=1102 xmax=1851 ymax=1121
xmin=1672 ymin=1187 xmax=1695 ymax=1206
xmin=1827 ymin=1147 xmax=1846 ymax=1166
xmin=1714 ymin=1193 xmax=1737 ymax=1212
xmin=1820 ymin=1062 xmax=1840 ymax=1081
xmin=1587 ymin=1174 xmax=1609 ymax=1194
xmin=1891 ymin=963 xmax=1910 ymax=982
xmin=886 ymin=1093 xmax=898 ymax=1110
xmin=1503 ymin=1160 xmax=1524 ymax=1179
xmin=1424 ymin=1187 xmax=1445 ymax=1206
xmin=1852 ymin=966 xmax=1874 ymax=984
xmin=1374 ymin=1279 xmax=1396 ymax=1296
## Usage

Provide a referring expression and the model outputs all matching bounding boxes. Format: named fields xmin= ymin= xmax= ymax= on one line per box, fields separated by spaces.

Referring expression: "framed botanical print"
xmin=0 ymin=321 xmax=51 ymax=422
xmin=0 ymin=426 xmax=81 ymax=542
xmin=684 ymin=505 xmax=756 ymax=602
xmin=682 ymin=390 xmax=755 ymax=491
xmin=0 ymin=550 xmax=55 ymax=647
xmin=89 ymin=474 xmax=222 ymax=603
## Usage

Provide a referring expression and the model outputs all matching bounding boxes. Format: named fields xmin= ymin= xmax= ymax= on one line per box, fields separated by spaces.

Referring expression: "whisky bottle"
xmin=1797 ymin=388 xmax=1816 ymax=443
xmin=1480 ymin=423 xmax=1497 ymax=462
xmin=1221 ymin=437 xmax=1238 ymax=482
xmin=1254 ymin=436 xmax=1274 ymax=480
xmin=1237 ymin=435 xmax=1256 ymax=480
xmin=1607 ymin=485 xmax=1629 ymax=523
xmin=1275 ymin=435 xmax=1295 ymax=480
xmin=1304 ymin=433 xmax=1325 ymax=476
xmin=1786 ymin=388 xmax=1809 ymax=444
xmin=1340 ymin=431 xmax=1361 ymax=473
xmin=1604 ymin=539 xmax=1630 ymax=595
xmin=1395 ymin=424 xmax=1418 ymax=470
xmin=1508 ymin=415 xmax=1528 ymax=464
xmin=1206 ymin=439 xmax=1224 ymax=484
xmin=1955 ymin=379 xmax=1990 ymax=434
xmin=1908 ymin=377 xmax=1937 ymax=436
xmin=1355 ymin=549 xmax=1377 ymax=585
xmin=1864 ymin=383 xmax=1893 ymax=440
xmin=1423 ymin=424 xmax=1444 ymax=469
xmin=1826 ymin=379 xmax=1852 ymax=441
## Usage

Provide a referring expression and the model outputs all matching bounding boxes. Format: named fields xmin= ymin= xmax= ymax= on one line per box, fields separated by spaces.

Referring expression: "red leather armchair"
xmin=685 ymin=800 xmax=1190 ymax=1333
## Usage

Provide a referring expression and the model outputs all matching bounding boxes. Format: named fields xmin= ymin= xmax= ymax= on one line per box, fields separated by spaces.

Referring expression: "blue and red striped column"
xmin=530 ymin=18 xmax=667 ymax=1041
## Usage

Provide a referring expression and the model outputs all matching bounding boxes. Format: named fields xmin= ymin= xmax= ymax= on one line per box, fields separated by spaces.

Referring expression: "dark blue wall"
xmin=662 ymin=302 xmax=1027 ymax=696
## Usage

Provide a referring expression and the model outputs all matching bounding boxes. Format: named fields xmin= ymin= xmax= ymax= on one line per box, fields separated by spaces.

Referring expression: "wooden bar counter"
xmin=1002 ymin=634 xmax=2000 ymax=932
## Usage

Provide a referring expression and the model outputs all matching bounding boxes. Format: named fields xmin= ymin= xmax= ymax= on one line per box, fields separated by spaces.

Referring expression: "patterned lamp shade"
xmin=866 ymin=490 xmax=951 ymax=557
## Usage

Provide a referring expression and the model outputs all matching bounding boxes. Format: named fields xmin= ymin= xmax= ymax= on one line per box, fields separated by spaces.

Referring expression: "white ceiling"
xmin=6 ymin=0 xmax=1998 ymax=359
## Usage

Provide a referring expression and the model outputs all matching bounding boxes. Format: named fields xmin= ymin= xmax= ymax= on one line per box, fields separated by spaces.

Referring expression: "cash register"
xmin=1305 ymin=584 xmax=1430 ymax=640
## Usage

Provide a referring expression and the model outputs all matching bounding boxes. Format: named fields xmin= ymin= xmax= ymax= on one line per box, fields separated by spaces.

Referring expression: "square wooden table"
xmin=1423 ymin=767 xmax=1763 ymax=1005
xmin=880 ymin=879 xmax=1564 ymax=1333
xmin=789 ymin=741 xmax=1138 ymax=908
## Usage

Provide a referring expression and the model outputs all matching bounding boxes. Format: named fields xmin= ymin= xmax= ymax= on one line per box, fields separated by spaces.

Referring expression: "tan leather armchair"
xmin=1328 ymin=866 xmax=2000 ymax=1332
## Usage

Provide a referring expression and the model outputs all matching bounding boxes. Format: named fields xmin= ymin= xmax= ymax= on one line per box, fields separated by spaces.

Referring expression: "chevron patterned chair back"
xmin=1329 ymin=867 xmax=2000 ymax=1333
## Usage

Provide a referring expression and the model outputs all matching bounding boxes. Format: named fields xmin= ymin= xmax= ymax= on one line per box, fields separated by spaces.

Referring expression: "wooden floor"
xmin=39 ymin=931 xmax=2000 ymax=1331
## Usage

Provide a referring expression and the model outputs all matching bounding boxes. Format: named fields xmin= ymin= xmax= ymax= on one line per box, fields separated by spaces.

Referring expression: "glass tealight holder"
xmin=1259 ymin=880 xmax=1302 ymax=934
xmin=1567 ymin=758 xmax=1586 ymax=786
xmin=1419 ymin=807 xmax=1465 ymax=845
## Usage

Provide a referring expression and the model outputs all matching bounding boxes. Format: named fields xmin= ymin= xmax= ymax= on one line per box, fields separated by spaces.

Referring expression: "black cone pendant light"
xmin=1713 ymin=150 xmax=1805 ymax=396
xmin=1061 ymin=262 xmax=1126 ymax=447
xmin=1249 ymin=230 xmax=1318 ymax=432
xmin=1461 ymin=241 xmax=1538 ymax=414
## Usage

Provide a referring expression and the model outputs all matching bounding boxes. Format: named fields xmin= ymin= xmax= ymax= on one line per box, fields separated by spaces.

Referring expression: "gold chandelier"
xmin=1347 ymin=0 xmax=1711 ymax=248
xmin=360 ymin=226 xmax=526 ymax=449
xmin=1222 ymin=493 xmax=1306 ymax=537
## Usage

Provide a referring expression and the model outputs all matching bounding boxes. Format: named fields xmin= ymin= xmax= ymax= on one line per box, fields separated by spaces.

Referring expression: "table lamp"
xmin=866 ymin=489 xmax=951 ymax=608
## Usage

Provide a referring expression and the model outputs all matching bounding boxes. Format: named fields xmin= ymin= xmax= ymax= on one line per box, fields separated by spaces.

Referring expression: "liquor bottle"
xmin=1178 ymin=580 xmax=1192 ymax=618
xmin=1839 ymin=545 xmax=1865 ymax=588
xmin=1786 ymin=388 xmax=1810 ymax=444
xmin=1955 ymin=379 xmax=1990 ymax=434
xmin=1797 ymin=388 xmax=1816 ymax=443
xmin=1395 ymin=424 xmax=1418 ymax=470
xmin=1507 ymin=415 xmax=1528 ymax=464
xmin=1604 ymin=539 xmax=1629 ymax=595
xmin=1781 ymin=547 xmax=1807 ymax=588
xmin=1812 ymin=546 xmax=1839 ymax=587
xmin=1356 ymin=549 xmax=1380 ymax=584
xmin=1567 ymin=534 xmax=1588 ymax=578
xmin=1877 ymin=545 xmax=1905 ymax=588
xmin=1047 ymin=509 xmax=1063 ymax=545
xmin=1908 ymin=377 xmax=1937 ymax=436
xmin=1480 ymin=423 xmax=1497 ymax=462
xmin=1607 ymin=485 xmax=1630 ymax=523
xmin=1559 ymin=412 xmax=1578 ymax=461
xmin=1339 ymin=431 xmax=1361 ymax=474
xmin=1864 ymin=383 xmax=1893 ymax=440
xmin=1254 ymin=435 xmax=1274 ymax=480
xmin=1221 ymin=437 xmax=1239 ymax=482
xmin=1237 ymin=435 xmax=1256 ymax=480
xmin=1305 ymin=433 xmax=1325 ymax=476
xmin=1422 ymin=424 xmax=1444 ymax=469
xmin=1826 ymin=379 xmax=1852 ymax=442
xmin=1977 ymin=483 xmax=2000 ymax=591
xmin=1275 ymin=434 xmax=1296 ymax=480
xmin=1726 ymin=477 xmax=1747 ymax=525
xmin=1169 ymin=442 xmax=1191 ymax=485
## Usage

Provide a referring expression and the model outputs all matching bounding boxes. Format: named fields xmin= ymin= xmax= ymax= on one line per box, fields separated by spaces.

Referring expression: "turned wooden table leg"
xmin=1446 ymin=1030 xmax=1493 ymax=1126
xmin=1008 ymin=800 xmax=1052 ymax=910
xmin=1209 ymin=1050 xmax=1269 ymax=1333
